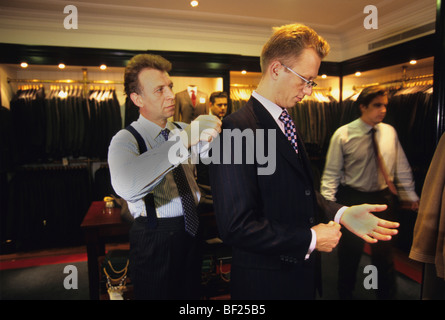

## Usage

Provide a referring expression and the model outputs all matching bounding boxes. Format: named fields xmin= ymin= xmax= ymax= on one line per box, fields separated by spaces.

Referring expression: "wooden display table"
xmin=81 ymin=201 xmax=131 ymax=300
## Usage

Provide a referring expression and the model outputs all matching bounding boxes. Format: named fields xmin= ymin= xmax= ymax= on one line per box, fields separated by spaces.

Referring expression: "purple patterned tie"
xmin=161 ymin=129 xmax=199 ymax=236
xmin=279 ymin=109 xmax=299 ymax=153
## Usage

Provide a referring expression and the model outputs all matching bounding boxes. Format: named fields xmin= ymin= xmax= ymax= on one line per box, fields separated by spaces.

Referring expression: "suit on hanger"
xmin=174 ymin=89 xmax=208 ymax=123
xmin=209 ymin=96 xmax=342 ymax=299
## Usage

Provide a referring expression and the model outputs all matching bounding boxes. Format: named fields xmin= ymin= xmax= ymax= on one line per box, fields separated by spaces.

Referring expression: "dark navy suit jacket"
xmin=209 ymin=96 xmax=342 ymax=299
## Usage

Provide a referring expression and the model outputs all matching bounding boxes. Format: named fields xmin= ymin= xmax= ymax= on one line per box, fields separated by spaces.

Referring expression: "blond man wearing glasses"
xmin=209 ymin=23 xmax=399 ymax=300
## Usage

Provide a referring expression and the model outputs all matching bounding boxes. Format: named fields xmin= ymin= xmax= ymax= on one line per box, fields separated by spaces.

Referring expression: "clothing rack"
xmin=230 ymin=84 xmax=332 ymax=91
xmin=352 ymin=74 xmax=434 ymax=91
xmin=19 ymin=157 xmax=103 ymax=168
xmin=7 ymin=68 xmax=123 ymax=96
xmin=230 ymin=84 xmax=257 ymax=88
xmin=312 ymin=87 xmax=332 ymax=91
xmin=7 ymin=78 xmax=123 ymax=85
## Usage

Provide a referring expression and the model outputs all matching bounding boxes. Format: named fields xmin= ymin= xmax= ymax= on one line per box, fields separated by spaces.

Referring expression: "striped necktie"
xmin=161 ymin=128 xmax=199 ymax=236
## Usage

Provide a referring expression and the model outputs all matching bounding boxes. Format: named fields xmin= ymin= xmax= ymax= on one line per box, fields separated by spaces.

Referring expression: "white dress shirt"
xmin=321 ymin=118 xmax=419 ymax=202
xmin=108 ymin=114 xmax=201 ymax=219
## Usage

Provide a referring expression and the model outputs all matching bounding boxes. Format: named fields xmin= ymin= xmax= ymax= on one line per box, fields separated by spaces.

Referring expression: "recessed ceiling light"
xmin=190 ymin=0 xmax=199 ymax=7
xmin=20 ymin=62 xmax=28 ymax=68
xmin=409 ymin=60 xmax=417 ymax=65
xmin=100 ymin=64 xmax=107 ymax=70
xmin=355 ymin=71 xmax=362 ymax=77
xmin=58 ymin=63 xmax=66 ymax=69
xmin=321 ymin=74 xmax=327 ymax=79
xmin=241 ymin=70 xmax=247 ymax=75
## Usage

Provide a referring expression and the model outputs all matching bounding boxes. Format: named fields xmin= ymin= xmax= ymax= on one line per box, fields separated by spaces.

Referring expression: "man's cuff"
xmin=335 ymin=206 xmax=348 ymax=224
xmin=305 ymin=229 xmax=317 ymax=260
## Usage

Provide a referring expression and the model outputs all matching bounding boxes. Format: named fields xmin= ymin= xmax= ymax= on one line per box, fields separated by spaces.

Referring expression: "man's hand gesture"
xmin=340 ymin=204 xmax=399 ymax=243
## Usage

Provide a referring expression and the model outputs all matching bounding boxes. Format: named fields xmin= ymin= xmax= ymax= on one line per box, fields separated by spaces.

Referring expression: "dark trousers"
xmin=336 ymin=185 xmax=398 ymax=300
xmin=129 ymin=216 xmax=202 ymax=300
xmin=230 ymin=256 xmax=317 ymax=300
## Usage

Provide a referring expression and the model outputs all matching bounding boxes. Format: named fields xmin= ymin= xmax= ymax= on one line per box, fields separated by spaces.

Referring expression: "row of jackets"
xmin=1 ymin=165 xmax=115 ymax=253
xmin=2 ymin=166 xmax=91 ymax=252
xmin=288 ymin=97 xmax=342 ymax=157
xmin=8 ymin=87 xmax=122 ymax=165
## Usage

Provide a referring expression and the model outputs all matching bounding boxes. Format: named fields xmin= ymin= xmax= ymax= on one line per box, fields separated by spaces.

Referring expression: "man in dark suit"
xmin=209 ymin=23 xmax=399 ymax=300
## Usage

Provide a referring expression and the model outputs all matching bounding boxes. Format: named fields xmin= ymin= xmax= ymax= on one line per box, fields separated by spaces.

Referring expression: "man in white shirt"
xmin=108 ymin=53 xmax=221 ymax=299
xmin=321 ymin=85 xmax=419 ymax=299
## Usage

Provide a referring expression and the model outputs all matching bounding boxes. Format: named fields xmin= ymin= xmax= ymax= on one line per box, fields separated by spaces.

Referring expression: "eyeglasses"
xmin=281 ymin=64 xmax=318 ymax=89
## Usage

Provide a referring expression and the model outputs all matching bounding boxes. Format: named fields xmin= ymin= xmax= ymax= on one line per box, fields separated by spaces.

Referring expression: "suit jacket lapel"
xmin=250 ymin=97 xmax=310 ymax=180
xmin=294 ymin=127 xmax=315 ymax=183
xmin=184 ymin=90 xmax=193 ymax=105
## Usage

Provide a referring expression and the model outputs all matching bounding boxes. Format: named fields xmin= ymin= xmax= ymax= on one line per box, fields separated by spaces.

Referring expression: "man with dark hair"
xmin=209 ymin=24 xmax=399 ymax=300
xmin=108 ymin=53 xmax=221 ymax=299
xmin=321 ymin=85 xmax=419 ymax=299
xmin=209 ymin=91 xmax=228 ymax=119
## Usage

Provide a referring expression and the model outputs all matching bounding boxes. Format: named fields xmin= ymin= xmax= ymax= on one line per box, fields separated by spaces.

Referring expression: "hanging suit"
xmin=174 ymin=89 xmax=208 ymax=123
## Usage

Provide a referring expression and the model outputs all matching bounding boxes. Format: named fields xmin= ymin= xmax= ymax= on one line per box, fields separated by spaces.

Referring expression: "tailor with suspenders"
xmin=108 ymin=53 xmax=221 ymax=299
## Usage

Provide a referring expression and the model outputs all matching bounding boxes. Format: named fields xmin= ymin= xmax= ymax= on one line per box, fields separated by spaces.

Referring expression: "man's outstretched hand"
xmin=340 ymin=204 xmax=399 ymax=243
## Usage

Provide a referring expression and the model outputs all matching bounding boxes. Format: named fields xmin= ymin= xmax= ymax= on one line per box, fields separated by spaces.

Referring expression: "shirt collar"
xmin=252 ymin=91 xmax=284 ymax=122
xmin=355 ymin=118 xmax=381 ymax=134
xmin=187 ymin=86 xmax=197 ymax=95
xmin=137 ymin=114 xmax=176 ymax=140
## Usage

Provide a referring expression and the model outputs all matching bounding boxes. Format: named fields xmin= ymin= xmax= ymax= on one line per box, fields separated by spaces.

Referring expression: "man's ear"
xmin=130 ymin=92 xmax=143 ymax=108
xmin=269 ymin=60 xmax=282 ymax=80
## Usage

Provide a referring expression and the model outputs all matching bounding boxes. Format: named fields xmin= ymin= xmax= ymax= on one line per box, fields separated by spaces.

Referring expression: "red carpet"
xmin=0 ymin=253 xmax=88 ymax=271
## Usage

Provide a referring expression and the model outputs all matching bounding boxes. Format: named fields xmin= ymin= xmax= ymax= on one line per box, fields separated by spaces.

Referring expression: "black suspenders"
xmin=125 ymin=123 xmax=181 ymax=229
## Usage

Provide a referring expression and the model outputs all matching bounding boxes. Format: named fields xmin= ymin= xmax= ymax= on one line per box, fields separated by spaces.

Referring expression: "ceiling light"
xmin=190 ymin=0 xmax=199 ymax=7
xmin=409 ymin=60 xmax=417 ymax=65
xmin=355 ymin=71 xmax=362 ymax=77
xmin=20 ymin=62 xmax=28 ymax=68
xmin=58 ymin=63 xmax=66 ymax=69
xmin=100 ymin=64 xmax=107 ymax=70
xmin=321 ymin=74 xmax=327 ymax=79
xmin=241 ymin=70 xmax=247 ymax=75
